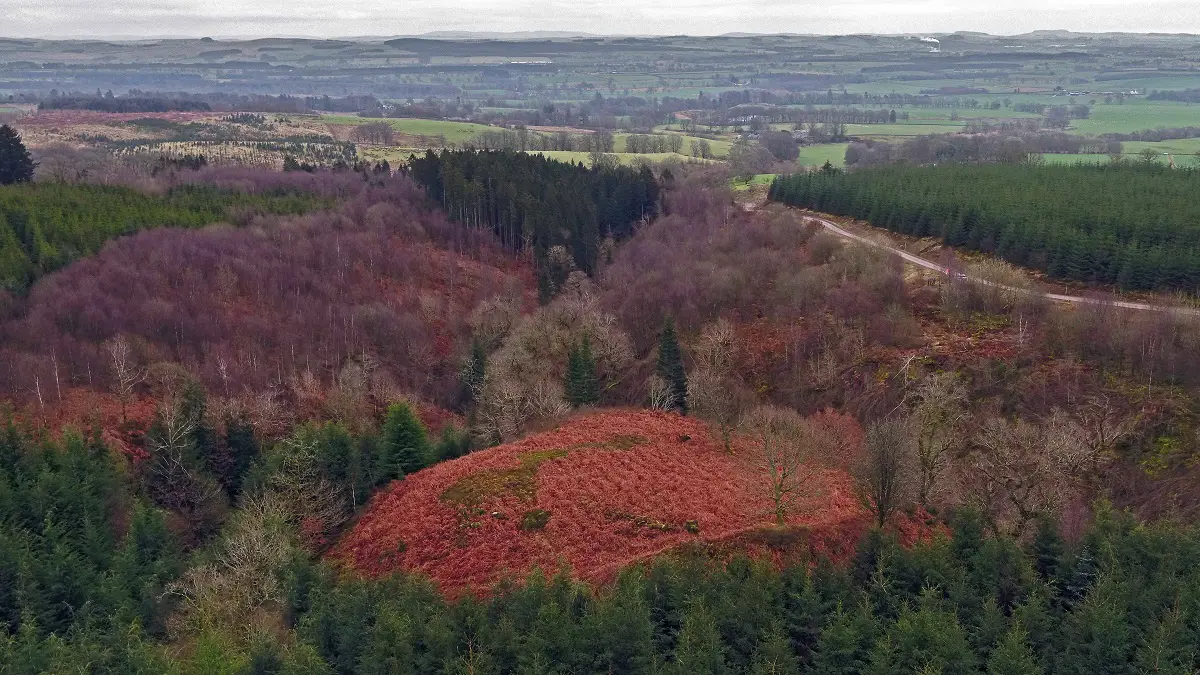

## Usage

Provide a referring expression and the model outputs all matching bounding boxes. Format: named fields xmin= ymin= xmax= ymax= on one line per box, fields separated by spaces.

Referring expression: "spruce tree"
xmin=1030 ymin=515 xmax=1064 ymax=583
xmin=656 ymin=317 xmax=688 ymax=415
xmin=221 ymin=417 xmax=259 ymax=499
xmin=986 ymin=625 xmax=1043 ymax=675
xmin=672 ymin=602 xmax=729 ymax=675
xmin=377 ymin=402 xmax=430 ymax=483
xmin=812 ymin=607 xmax=875 ymax=675
xmin=565 ymin=337 xmax=600 ymax=407
xmin=749 ymin=629 xmax=801 ymax=675
xmin=0 ymin=125 xmax=34 ymax=185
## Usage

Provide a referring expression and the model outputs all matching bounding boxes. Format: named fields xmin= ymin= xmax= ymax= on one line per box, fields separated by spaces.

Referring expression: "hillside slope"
xmin=332 ymin=410 xmax=862 ymax=595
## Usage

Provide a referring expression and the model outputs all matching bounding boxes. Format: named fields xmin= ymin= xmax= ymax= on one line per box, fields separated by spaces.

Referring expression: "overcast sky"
xmin=3 ymin=0 xmax=1200 ymax=39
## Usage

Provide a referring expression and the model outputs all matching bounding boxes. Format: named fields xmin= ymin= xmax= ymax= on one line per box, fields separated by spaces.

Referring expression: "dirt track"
xmin=800 ymin=211 xmax=1199 ymax=316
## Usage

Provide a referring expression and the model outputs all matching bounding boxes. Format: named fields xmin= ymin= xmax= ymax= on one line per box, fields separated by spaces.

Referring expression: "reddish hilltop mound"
xmin=332 ymin=410 xmax=863 ymax=595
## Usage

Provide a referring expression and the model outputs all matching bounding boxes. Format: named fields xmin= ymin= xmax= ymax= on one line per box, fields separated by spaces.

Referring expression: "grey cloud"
xmin=1 ymin=0 xmax=1198 ymax=38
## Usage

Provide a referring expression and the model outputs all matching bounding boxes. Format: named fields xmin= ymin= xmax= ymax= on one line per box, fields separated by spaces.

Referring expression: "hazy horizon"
xmin=3 ymin=0 xmax=1199 ymax=40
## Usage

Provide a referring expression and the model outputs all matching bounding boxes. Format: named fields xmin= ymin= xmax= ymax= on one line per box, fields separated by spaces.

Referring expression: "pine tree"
xmin=0 ymin=125 xmax=34 ymax=185
xmin=221 ymin=417 xmax=259 ymax=499
xmin=377 ymin=402 xmax=431 ymax=483
xmin=986 ymin=625 xmax=1044 ymax=675
xmin=1134 ymin=609 xmax=1196 ymax=675
xmin=811 ymin=606 xmax=875 ymax=675
xmin=750 ymin=629 xmax=801 ymax=675
xmin=868 ymin=592 xmax=976 ymax=675
xmin=1058 ymin=577 xmax=1134 ymax=675
xmin=656 ymin=317 xmax=688 ymax=415
xmin=1030 ymin=514 xmax=1064 ymax=582
xmin=672 ymin=602 xmax=729 ymax=675
xmin=565 ymin=337 xmax=600 ymax=407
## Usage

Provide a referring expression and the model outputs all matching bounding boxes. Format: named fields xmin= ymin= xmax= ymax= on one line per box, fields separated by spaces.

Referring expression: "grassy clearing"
xmin=731 ymin=173 xmax=777 ymax=191
xmin=797 ymin=143 xmax=848 ymax=167
xmin=440 ymin=449 xmax=570 ymax=507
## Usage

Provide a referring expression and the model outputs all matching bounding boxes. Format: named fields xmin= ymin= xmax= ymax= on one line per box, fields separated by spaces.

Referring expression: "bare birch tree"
xmin=105 ymin=335 xmax=144 ymax=421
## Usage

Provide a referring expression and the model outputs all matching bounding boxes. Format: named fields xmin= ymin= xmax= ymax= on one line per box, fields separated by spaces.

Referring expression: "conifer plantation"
xmin=769 ymin=164 xmax=1200 ymax=291
xmin=0 ymin=181 xmax=329 ymax=292
xmin=406 ymin=150 xmax=659 ymax=293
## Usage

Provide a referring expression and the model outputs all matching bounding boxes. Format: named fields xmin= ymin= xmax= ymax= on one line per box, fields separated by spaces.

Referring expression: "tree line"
xmin=38 ymin=96 xmax=213 ymax=113
xmin=770 ymin=164 xmax=1200 ymax=291
xmin=34 ymin=90 xmax=381 ymax=114
xmin=405 ymin=150 xmax=659 ymax=298
xmin=843 ymin=132 xmax=1122 ymax=169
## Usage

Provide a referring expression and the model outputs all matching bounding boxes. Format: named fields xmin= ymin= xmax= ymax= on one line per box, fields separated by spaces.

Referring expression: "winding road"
xmin=800 ymin=211 xmax=1198 ymax=316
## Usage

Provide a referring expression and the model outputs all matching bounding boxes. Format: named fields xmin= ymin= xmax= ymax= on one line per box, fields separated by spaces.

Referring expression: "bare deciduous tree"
xmin=689 ymin=319 xmax=752 ymax=453
xmin=269 ymin=435 xmax=350 ymax=547
xmin=647 ymin=375 xmax=676 ymax=412
xmin=474 ymin=280 xmax=630 ymax=443
xmin=350 ymin=121 xmax=396 ymax=146
xmin=744 ymin=405 xmax=821 ymax=525
xmin=1072 ymin=394 xmax=1136 ymax=473
xmin=908 ymin=372 xmax=967 ymax=508
xmin=165 ymin=494 xmax=296 ymax=641
xmin=105 ymin=335 xmax=145 ymax=422
xmin=853 ymin=417 xmax=917 ymax=528
xmin=144 ymin=389 xmax=228 ymax=544
xmin=965 ymin=412 xmax=1093 ymax=536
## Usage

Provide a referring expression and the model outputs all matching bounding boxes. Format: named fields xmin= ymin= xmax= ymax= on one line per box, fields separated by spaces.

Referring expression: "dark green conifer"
xmin=656 ymin=317 xmax=688 ymax=415
xmin=672 ymin=602 xmax=729 ymax=675
xmin=377 ymin=402 xmax=430 ymax=482
xmin=750 ymin=628 xmax=801 ymax=675
xmin=565 ymin=337 xmax=600 ymax=407
xmin=986 ymin=624 xmax=1043 ymax=675
xmin=0 ymin=125 xmax=34 ymax=185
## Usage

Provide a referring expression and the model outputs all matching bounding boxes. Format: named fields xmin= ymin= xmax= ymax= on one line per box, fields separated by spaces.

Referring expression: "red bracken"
xmin=330 ymin=409 xmax=865 ymax=597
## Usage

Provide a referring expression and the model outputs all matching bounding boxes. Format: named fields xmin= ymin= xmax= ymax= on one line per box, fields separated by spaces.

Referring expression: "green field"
xmin=845 ymin=122 xmax=966 ymax=137
xmin=1123 ymin=138 xmax=1200 ymax=154
xmin=903 ymin=107 xmax=1040 ymax=120
xmin=612 ymin=133 xmax=732 ymax=158
xmin=797 ymin=143 xmax=849 ymax=167
xmin=321 ymin=115 xmax=495 ymax=143
xmin=1040 ymin=152 xmax=1200 ymax=167
xmin=1070 ymin=103 xmax=1200 ymax=135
